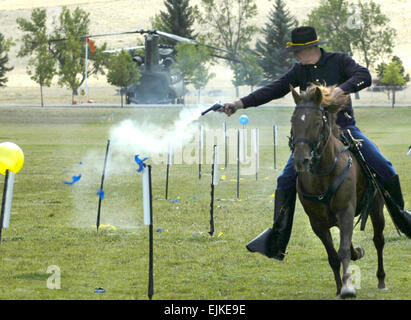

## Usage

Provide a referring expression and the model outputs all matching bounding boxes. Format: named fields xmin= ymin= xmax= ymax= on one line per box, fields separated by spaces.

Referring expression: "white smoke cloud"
xmin=108 ymin=105 xmax=204 ymax=166
xmin=67 ymin=105 xmax=206 ymax=230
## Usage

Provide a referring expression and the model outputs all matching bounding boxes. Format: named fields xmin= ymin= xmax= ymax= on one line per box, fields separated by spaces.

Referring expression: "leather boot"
xmin=246 ymin=188 xmax=297 ymax=260
xmin=382 ymin=175 xmax=411 ymax=238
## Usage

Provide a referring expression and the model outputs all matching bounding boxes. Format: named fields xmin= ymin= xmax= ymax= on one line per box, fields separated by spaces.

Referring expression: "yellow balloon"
xmin=0 ymin=142 xmax=24 ymax=175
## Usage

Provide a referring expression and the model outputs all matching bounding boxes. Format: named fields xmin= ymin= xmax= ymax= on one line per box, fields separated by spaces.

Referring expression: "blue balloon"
xmin=239 ymin=115 xmax=249 ymax=125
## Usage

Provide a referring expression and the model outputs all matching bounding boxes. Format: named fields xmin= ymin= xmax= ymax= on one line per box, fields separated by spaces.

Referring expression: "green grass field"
xmin=0 ymin=105 xmax=410 ymax=300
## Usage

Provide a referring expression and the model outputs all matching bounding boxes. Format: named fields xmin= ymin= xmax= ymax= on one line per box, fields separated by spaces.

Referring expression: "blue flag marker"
xmin=96 ymin=189 xmax=105 ymax=200
xmin=135 ymin=155 xmax=148 ymax=172
xmin=64 ymin=174 xmax=81 ymax=185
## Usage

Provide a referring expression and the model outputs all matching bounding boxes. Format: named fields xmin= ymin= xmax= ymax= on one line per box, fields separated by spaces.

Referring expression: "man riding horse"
xmin=222 ymin=26 xmax=411 ymax=260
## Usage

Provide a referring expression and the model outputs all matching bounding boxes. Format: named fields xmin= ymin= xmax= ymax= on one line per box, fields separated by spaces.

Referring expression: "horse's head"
xmin=289 ymin=84 xmax=348 ymax=173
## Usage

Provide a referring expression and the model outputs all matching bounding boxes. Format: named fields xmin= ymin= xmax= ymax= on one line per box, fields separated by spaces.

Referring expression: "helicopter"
xmin=61 ymin=29 xmax=238 ymax=104
xmin=107 ymin=31 xmax=186 ymax=104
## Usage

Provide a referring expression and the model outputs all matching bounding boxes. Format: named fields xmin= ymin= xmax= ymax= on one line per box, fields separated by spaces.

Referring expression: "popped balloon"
xmin=64 ymin=174 xmax=82 ymax=185
xmin=135 ymin=155 xmax=148 ymax=172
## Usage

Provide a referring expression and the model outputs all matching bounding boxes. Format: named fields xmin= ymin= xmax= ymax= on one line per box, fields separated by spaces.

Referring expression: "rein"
xmin=290 ymin=106 xmax=333 ymax=175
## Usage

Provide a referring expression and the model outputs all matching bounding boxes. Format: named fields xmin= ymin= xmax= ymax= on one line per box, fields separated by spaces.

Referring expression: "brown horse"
xmin=289 ymin=84 xmax=386 ymax=299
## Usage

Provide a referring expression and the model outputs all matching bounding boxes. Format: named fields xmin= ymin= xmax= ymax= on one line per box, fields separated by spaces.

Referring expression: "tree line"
xmin=0 ymin=0 xmax=408 ymax=107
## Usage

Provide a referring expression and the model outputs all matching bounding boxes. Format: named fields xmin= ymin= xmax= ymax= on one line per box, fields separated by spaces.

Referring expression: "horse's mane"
xmin=300 ymin=84 xmax=350 ymax=139
xmin=304 ymin=84 xmax=349 ymax=109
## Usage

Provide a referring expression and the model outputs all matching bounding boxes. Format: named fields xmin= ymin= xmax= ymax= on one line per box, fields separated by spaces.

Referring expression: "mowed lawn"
xmin=0 ymin=105 xmax=410 ymax=300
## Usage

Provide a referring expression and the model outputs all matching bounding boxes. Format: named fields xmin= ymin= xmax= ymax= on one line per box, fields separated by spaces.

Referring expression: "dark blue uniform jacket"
xmin=240 ymin=48 xmax=372 ymax=127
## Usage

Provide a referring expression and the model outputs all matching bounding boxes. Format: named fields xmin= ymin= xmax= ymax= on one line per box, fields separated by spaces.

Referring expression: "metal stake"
xmin=96 ymin=139 xmax=110 ymax=231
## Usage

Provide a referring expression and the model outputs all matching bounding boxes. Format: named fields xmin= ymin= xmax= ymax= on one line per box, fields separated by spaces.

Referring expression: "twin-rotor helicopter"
xmin=52 ymin=29 xmax=237 ymax=104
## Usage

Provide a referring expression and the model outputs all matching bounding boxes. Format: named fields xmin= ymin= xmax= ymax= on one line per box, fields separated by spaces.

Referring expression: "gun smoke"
xmin=109 ymin=105 xmax=204 ymax=161
xmin=68 ymin=105 xmax=206 ymax=229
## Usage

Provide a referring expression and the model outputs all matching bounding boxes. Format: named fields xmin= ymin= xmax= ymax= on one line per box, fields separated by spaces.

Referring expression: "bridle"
xmin=289 ymin=105 xmax=333 ymax=174
xmin=290 ymin=105 xmax=353 ymax=221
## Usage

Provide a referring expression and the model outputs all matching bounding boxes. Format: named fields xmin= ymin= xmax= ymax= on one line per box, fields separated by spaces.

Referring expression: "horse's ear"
xmin=313 ymin=87 xmax=322 ymax=106
xmin=289 ymin=84 xmax=301 ymax=105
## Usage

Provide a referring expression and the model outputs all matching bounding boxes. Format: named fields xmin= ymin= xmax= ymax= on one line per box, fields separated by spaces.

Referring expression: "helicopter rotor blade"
xmin=103 ymin=46 xmax=145 ymax=54
xmin=154 ymin=30 xmax=199 ymax=44
xmin=49 ymin=30 xmax=146 ymax=43
xmin=154 ymin=30 xmax=235 ymax=58
xmin=154 ymin=30 xmax=198 ymax=45
xmin=79 ymin=30 xmax=142 ymax=39
xmin=201 ymin=44 xmax=233 ymax=55
xmin=210 ymin=53 xmax=239 ymax=63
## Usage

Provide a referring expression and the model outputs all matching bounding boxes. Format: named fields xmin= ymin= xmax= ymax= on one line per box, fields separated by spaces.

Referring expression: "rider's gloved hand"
xmin=223 ymin=100 xmax=244 ymax=117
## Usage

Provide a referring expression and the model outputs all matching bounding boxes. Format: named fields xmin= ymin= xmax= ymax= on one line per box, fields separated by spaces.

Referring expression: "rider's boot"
xmin=382 ymin=174 xmax=411 ymax=238
xmin=246 ymin=188 xmax=297 ymax=260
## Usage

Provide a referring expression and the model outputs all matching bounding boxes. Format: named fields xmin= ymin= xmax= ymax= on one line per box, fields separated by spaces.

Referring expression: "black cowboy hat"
xmin=285 ymin=26 xmax=327 ymax=52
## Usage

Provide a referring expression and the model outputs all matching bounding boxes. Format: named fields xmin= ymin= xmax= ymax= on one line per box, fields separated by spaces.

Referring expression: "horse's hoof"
xmin=378 ymin=280 xmax=386 ymax=290
xmin=351 ymin=246 xmax=365 ymax=261
xmin=356 ymin=246 xmax=365 ymax=259
xmin=340 ymin=286 xmax=356 ymax=299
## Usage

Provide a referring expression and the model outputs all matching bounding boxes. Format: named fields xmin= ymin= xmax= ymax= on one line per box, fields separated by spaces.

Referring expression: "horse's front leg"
xmin=316 ymin=229 xmax=342 ymax=296
xmin=337 ymin=205 xmax=357 ymax=299
xmin=308 ymin=217 xmax=342 ymax=297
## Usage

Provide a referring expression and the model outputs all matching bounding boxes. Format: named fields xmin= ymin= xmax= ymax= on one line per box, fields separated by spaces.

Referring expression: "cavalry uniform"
xmin=244 ymin=26 xmax=411 ymax=260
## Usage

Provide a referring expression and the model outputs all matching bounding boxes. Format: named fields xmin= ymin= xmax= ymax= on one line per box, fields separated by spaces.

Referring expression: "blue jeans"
xmin=277 ymin=125 xmax=396 ymax=190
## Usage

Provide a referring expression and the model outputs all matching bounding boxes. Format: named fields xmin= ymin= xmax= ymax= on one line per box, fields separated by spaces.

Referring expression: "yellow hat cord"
xmin=286 ymin=39 xmax=319 ymax=49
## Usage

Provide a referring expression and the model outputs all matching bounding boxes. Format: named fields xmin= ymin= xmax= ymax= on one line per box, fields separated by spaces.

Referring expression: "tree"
xmin=256 ymin=0 xmax=298 ymax=82
xmin=391 ymin=56 xmax=410 ymax=84
xmin=48 ymin=7 xmax=109 ymax=103
xmin=380 ymin=61 xmax=407 ymax=108
xmin=306 ymin=0 xmax=396 ymax=71
xmin=151 ymin=0 xmax=198 ymax=46
xmin=17 ymin=8 xmax=56 ymax=107
xmin=376 ymin=56 xmax=410 ymax=86
xmin=305 ymin=0 xmax=354 ymax=55
xmin=196 ymin=0 xmax=259 ymax=96
xmin=175 ymin=42 xmax=214 ymax=102
xmin=350 ymin=0 xmax=396 ymax=70
xmin=106 ymin=50 xmax=141 ymax=107
xmin=191 ymin=64 xmax=215 ymax=103
xmin=0 ymin=33 xmax=14 ymax=87
xmin=232 ymin=49 xmax=264 ymax=92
